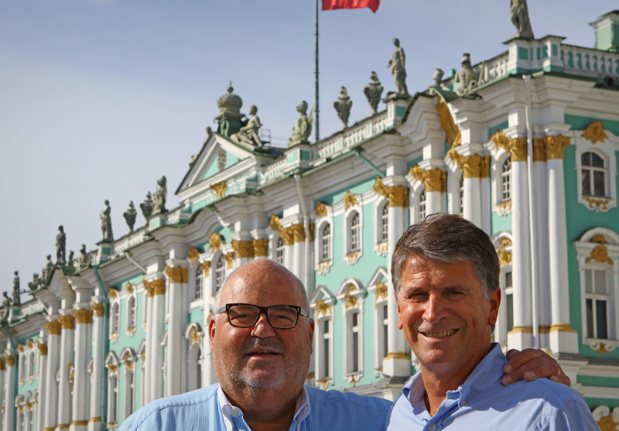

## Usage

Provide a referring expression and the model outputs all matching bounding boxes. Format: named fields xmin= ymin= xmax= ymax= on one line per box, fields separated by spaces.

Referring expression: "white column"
xmin=164 ymin=265 xmax=188 ymax=396
xmin=43 ymin=318 xmax=61 ymax=431
xmin=292 ymin=223 xmax=305 ymax=282
xmin=384 ymin=185 xmax=410 ymax=378
xmin=143 ymin=290 xmax=154 ymax=405
xmin=36 ymin=338 xmax=47 ymax=431
xmin=88 ymin=301 xmax=104 ymax=431
xmin=2 ymin=351 xmax=15 ymax=431
xmin=57 ymin=311 xmax=75 ymax=429
xmin=150 ymin=280 xmax=166 ymax=401
xmin=0 ymin=356 xmax=5 ymax=431
xmin=508 ymin=156 xmax=534 ymax=349
xmin=546 ymin=137 xmax=579 ymax=353
xmin=69 ymin=307 xmax=92 ymax=431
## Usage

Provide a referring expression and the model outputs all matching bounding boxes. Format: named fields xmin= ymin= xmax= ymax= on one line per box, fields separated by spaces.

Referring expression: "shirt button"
xmin=461 ymin=400 xmax=467 ymax=406
xmin=429 ymin=425 xmax=436 ymax=431
xmin=232 ymin=410 xmax=241 ymax=417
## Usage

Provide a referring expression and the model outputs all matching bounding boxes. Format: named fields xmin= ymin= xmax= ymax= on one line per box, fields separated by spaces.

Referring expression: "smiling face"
xmin=209 ymin=260 xmax=314 ymax=400
xmin=397 ymin=256 xmax=500 ymax=385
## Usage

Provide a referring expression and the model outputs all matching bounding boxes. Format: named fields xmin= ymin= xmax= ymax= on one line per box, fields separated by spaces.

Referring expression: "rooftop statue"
xmin=235 ymin=105 xmax=263 ymax=148
xmin=56 ymin=225 xmax=66 ymax=265
xmin=432 ymin=68 xmax=445 ymax=90
xmin=388 ymin=38 xmax=409 ymax=97
xmin=12 ymin=271 xmax=20 ymax=306
xmin=153 ymin=176 xmax=167 ymax=215
xmin=28 ymin=273 xmax=40 ymax=291
xmin=0 ymin=292 xmax=12 ymax=324
xmin=334 ymin=86 xmax=353 ymax=130
xmin=454 ymin=53 xmax=479 ymax=96
xmin=42 ymin=254 xmax=53 ymax=284
xmin=75 ymin=244 xmax=89 ymax=271
xmin=140 ymin=192 xmax=154 ymax=220
xmin=101 ymin=200 xmax=114 ymax=242
xmin=67 ymin=250 xmax=74 ymax=267
xmin=124 ymin=201 xmax=137 ymax=232
xmin=510 ymin=0 xmax=534 ymax=40
xmin=364 ymin=71 xmax=383 ymax=115
xmin=288 ymin=101 xmax=313 ymax=147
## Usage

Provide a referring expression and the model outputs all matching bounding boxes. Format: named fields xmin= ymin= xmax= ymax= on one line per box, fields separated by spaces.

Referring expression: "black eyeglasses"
xmin=216 ymin=303 xmax=309 ymax=329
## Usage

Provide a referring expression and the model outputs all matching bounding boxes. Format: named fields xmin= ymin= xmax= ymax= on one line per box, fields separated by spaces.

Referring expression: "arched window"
xmin=380 ymin=203 xmax=389 ymax=243
xmin=350 ymin=212 xmax=360 ymax=252
xmin=320 ymin=224 xmax=331 ymax=262
xmin=585 ymin=268 xmax=609 ymax=339
xmin=275 ymin=236 xmax=285 ymax=265
xmin=195 ymin=265 xmax=204 ymax=300
xmin=459 ymin=175 xmax=465 ymax=216
xmin=501 ymin=155 xmax=512 ymax=202
xmin=419 ymin=189 xmax=426 ymax=220
xmin=214 ymin=255 xmax=226 ymax=292
xmin=127 ymin=297 xmax=136 ymax=330
xmin=28 ymin=351 xmax=35 ymax=380
xmin=582 ymin=151 xmax=606 ymax=197
xmin=110 ymin=303 xmax=120 ymax=336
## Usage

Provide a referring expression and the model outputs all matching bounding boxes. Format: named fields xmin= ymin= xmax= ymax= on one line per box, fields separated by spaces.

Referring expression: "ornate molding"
xmin=314 ymin=201 xmax=327 ymax=218
xmin=343 ymin=191 xmax=359 ymax=209
xmin=232 ymin=240 xmax=254 ymax=259
xmin=46 ymin=320 xmax=61 ymax=335
xmin=59 ymin=314 xmax=75 ymax=330
xmin=497 ymin=237 xmax=512 ymax=267
xmin=344 ymin=293 xmax=358 ymax=309
xmin=589 ymin=341 xmax=616 ymax=354
xmin=108 ymin=289 xmax=118 ymax=299
xmin=490 ymin=129 xmax=509 ymax=152
xmin=74 ymin=309 xmax=93 ymax=325
xmin=190 ymin=327 xmax=201 ymax=347
xmin=582 ymin=121 xmax=608 ymax=144
xmin=410 ymin=165 xmax=447 ymax=192
xmin=200 ymin=261 xmax=211 ymax=276
xmin=452 ymin=154 xmax=491 ymax=179
xmin=318 ymin=261 xmax=331 ymax=275
xmin=586 ymin=235 xmax=614 ymax=265
xmin=384 ymin=352 xmax=411 ymax=360
xmin=372 ymin=177 xmax=389 ymax=198
xmin=280 ymin=227 xmax=294 ymax=246
xmin=508 ymin=138 xmax=527 ymax=162
xmin=495 ymin=200 xmax=512 ymax=216
xmin=224 ymin=252 xmax=234 ymax=269
xmin=315 ymin=300 xmax=331 ymax=317
xmin=545 ymin=135 xmax=571 ymax=160
xmin=583 ymin=196 xmax=611 ymax=212
xmin=375 ymin=241 xmax=388 ymax=256
xmin=187 ymin=246 xmax=200 ymax=263
xmin=165 ymin=265 xmax=188 ymax=284
xmin=209 ymin=233 xmax=223 ymax=250
xmin=344 ymin=250 xmax=361 ymax=265
xmin=126 ymin=283 xmax=134 ymax=294
xmin=6 ymin=355 xmax=14 ymax=367
xmin=253 ymin=239 xmax=268 ymax=257
xmin=0 ymin=358 xmax=5 ymax=370
xmin=373 ymin=177 xmax=409 ymax=207
xmin=92 ymin=303 xmax=105 ymax=318
xmin=592 ymin=405 xmax=619 ymax=431
xmin=435 ymin=99 xmax=461 ymax=147
xmin=375 ymin=282 xmax=388 ymax=301
xmin=533 ymin=138 xmax=547 ymax=162
xmin=269 ymin=215 xmax=282 ymax=232
xmin=17 ymin=344 xmax=24 ymax=353
xmin=210 ymin=181 xmax=227 ymax=199
xmin=153 ymin=279 xmax=166 ymax=296
xmin=292 ymin=223 xmax=306 ymax=243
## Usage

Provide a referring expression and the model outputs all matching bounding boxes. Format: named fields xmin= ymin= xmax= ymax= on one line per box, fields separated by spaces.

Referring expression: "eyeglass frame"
xmin=215 ymin=303 xmax=310 ymax=329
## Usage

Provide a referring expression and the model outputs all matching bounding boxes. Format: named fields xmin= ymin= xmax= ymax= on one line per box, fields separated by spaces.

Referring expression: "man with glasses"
xmin=121 ymin=259 xmax=569 ymax=430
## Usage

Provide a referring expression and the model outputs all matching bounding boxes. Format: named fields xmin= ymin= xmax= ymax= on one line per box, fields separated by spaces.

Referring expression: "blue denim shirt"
xmin=386 ymin=344 xmax=597 ymax=431
xmin=120 ymin=384 xmax=391 ymax=431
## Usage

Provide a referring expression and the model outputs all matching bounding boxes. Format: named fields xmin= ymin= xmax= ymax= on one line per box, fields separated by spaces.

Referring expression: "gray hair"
xmin=391 ymin=213 xmax=499 ymax=298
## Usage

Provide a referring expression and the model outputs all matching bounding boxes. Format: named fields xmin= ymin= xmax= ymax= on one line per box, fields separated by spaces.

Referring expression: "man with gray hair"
xmin=386 ymin=213 xmax=596 ymax=430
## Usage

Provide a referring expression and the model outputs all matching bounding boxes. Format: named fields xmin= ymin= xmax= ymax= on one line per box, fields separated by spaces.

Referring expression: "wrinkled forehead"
xmin=218 ymin=269 xmax=307 ymax=309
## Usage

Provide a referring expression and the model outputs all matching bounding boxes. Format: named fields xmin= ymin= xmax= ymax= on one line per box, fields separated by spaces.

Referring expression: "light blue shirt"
xmin=386 ymin=344 xmax=597 ymax=431
xmin=120 ymin=383 xmax=391 ymax=431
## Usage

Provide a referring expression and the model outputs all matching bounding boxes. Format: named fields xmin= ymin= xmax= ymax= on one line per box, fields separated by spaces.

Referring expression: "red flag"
xmin=322 ymin=0 xmax=379 ymax=13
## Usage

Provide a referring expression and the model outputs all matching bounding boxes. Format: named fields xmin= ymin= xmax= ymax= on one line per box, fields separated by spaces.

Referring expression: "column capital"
xmin=165 ymin=265 xmax=188 ymax=284
xmin=252 ymin=239 xmax=268 ymax=257
xmin=409 ymin=166 xmax=447 ymax=192
xmin=373 ymin=177 xmax=409 ymax=207
xmin=545 ymin=134 xmax=571 ymax=159
xmin=45 ymin=320 xmax=62 ymax=336
xmin=232 ymin=240 xmax=255 ymax=259
xmin=59 ymin=314 xmax=75 ymax=330
xmin=452 ymin=153 xmax=490 ymax=178
xmin=73 ymin=309 xmax=93 ymax=325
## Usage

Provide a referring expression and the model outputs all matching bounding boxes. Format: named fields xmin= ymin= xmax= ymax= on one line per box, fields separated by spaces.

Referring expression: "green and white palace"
xmin=2 ymin=9 xmax=619 ymax=431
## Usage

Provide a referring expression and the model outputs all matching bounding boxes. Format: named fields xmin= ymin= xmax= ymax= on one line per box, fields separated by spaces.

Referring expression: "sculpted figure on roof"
xmin=334 ymin=86 xmax=353 ymax=130
xmin=364 ymin=71 xmax=383 ymax=115
xmin=454 ymin=53 xmax=479 ymax=96
xmin=124 ymin=201 xmax=137 ymax=232
xmin=289 ymin=101 xmax=312 ymax=147
xmin=388 ymin=38 xmax=408 ymax=97
xmin=510 ymin=0 xmax=534 ymax=39
xmin=235 ymin=105 xmax=263 ymax=148
xmin=101 ymin=200 xmax=113 ymax=242
xmin=153 ymin=176 xmax=167 ymax=215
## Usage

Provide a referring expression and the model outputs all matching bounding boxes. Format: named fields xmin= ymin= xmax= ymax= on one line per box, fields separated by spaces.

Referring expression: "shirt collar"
xmin=401 ymin=343 xmax=506 ymax=416
xmin=218 ymin=385 xmax=311 ymax=431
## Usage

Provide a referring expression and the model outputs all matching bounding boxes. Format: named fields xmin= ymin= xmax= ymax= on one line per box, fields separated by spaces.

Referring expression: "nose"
xmin=423 ymin=294 xmax=446 ymax=323
xmin=251 ymin=312 xmax=275 ymax=338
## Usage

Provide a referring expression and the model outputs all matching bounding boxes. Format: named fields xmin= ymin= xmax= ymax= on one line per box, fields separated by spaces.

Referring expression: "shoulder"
xmin=119 ymin=385 xmax=219 ymax=431
xmin=304 ymin=386 xmax=391 ymax=429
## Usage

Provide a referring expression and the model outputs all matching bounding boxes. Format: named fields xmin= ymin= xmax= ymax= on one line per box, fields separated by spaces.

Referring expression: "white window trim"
xmin=342 ymin=208 xmax=363 ymax=265
xmin=126 ymin=294 xmax=137 ymax=337
xmin=492 ymin=150 xmax=512 ymax=216
xmin=574 ymin=137 xmax=617 ymax=212
xmin=574 ymin=227 xmax=619 ymax=353
xmin=189 ymin=261 xmax=205 ymax=309
xmin=110 ymin=301 xmax=120 ymax=343
xmin=373 ymin=198 xmax=389 ymax=256
xmin=368 ymin=283 xmax=389 ymax=375
xmin=185 ymin=323 xmax=204 ymax=391
xmin=211 ymin=252 xmax=227 ymax=295
xmin=336 ymin=280 xmax=366 ymax=381
xmin=309 ymin=286 xmax=335 ymax=389
xmin=314 ymin=219 xmax=334 ymax=275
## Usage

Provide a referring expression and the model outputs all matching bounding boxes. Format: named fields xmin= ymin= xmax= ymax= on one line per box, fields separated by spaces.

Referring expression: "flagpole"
xmin=314 ymin=0 xmax=320 ymax=142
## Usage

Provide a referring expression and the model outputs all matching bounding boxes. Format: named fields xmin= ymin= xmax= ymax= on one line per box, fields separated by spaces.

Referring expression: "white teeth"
xmin=424 ymin=329 xmax=456 ymax=338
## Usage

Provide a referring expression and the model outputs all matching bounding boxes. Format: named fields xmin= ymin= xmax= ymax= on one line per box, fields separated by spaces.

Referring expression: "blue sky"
xmin=1 ymin=1 xmax=616 ymax=297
